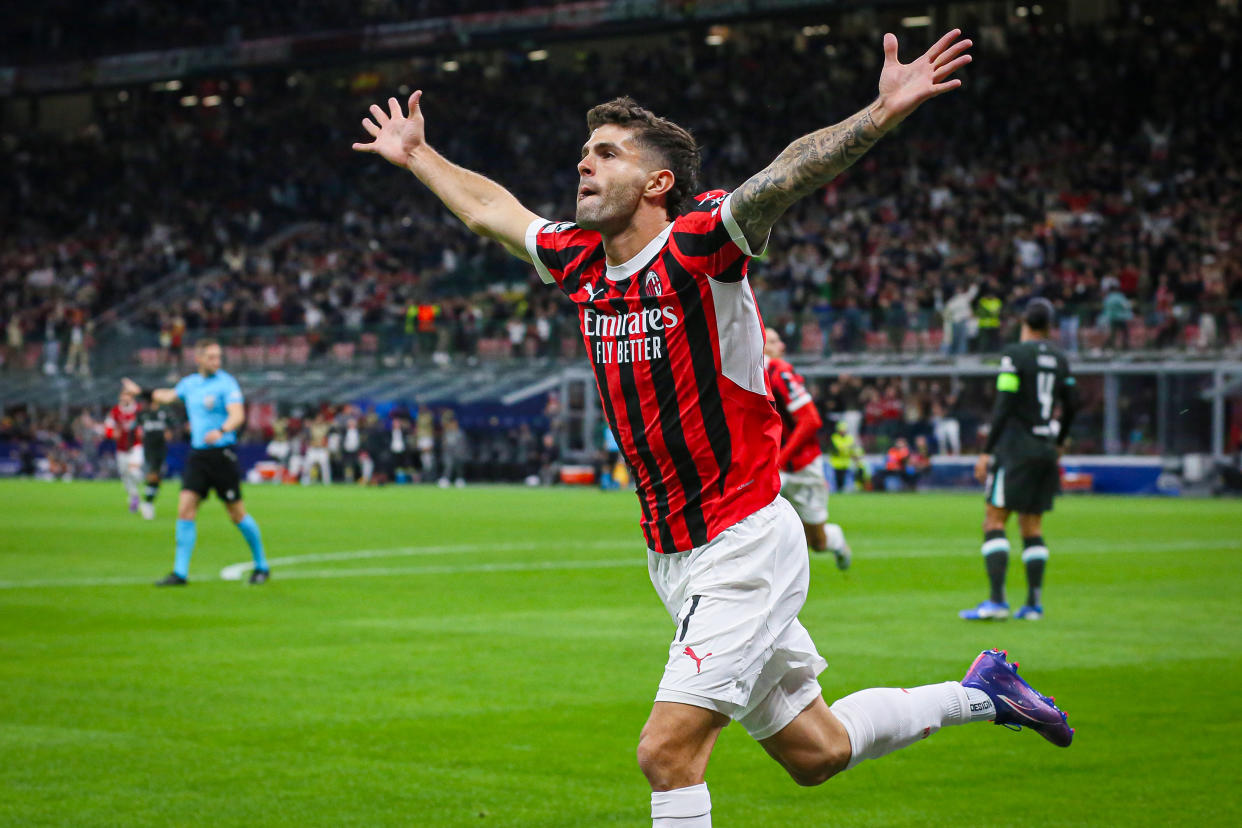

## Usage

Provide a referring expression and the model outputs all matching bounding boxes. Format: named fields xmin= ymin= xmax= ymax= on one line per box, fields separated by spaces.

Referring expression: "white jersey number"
xmin=1036 ymin=371 xmax=1056 ymax=421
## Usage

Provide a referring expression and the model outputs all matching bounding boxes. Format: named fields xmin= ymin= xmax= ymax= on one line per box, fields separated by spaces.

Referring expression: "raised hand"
xmin=352 ymin=90 xmax=427 ymax=169
xmin=875 ymin=29 xmax=972 ymax=131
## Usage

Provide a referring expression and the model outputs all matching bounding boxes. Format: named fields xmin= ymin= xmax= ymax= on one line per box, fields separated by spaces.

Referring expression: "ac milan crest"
xmin=642 ymin=270 xmax=662 ymax=297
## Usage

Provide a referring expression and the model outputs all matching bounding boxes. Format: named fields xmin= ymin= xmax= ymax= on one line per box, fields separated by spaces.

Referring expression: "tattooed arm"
xmin=730 ymin=29 xmax=973 ymax=252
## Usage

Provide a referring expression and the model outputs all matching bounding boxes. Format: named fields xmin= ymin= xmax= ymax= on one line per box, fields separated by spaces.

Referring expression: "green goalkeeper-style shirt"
xmin=984 ymin=340 xmax=1078 ymax=454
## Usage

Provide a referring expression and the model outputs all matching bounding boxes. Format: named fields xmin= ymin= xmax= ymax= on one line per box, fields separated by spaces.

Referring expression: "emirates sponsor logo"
xmin=582 ymin=307 xmax=679 ymax=337
xmin=583 ymin=307 xmax=679 ymax=367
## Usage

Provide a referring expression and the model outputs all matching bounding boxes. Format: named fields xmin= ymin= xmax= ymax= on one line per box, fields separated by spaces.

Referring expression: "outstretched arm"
xmin=352 ymin=91 xmax=539 ymax=262
xmin=730 ymin=29 xmax=972 ymax=251
xmin=123 ymin=377 xmax=177 ymax=406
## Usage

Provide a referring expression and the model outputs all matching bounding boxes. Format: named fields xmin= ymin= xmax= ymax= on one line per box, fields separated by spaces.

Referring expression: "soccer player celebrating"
xmin=356 ymin=29 xmax=1072 ymax=827
xmin=105 ymin=387 xmax=144 ymax=514
xmin=962 ymin=298 xmax=1079 ymax=621
xmin=124 ymin=339 xmax=269 ymax=586
xmin=136 ymin=395 xmax=173 ymax=520
xmin=762 ymin=329 xmax=851 ymax=569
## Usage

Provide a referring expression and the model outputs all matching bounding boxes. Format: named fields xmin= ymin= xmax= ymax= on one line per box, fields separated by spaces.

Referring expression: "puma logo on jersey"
xmin=582 ymin=282 xmax=608 ymax=301
xmin=683 ymin=646 xmax=712 ymax=674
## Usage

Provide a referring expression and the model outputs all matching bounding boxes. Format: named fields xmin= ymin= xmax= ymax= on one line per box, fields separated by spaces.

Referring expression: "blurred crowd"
xmin=257 ymin=401 xmax=563 ymax=486
xmin=0 ymin=395 xmax=566 ymax=485
xmin=5 ymin=1 xmax=554 ymax=64
xmin=3 ymin=1 xmax=1241 ymax=375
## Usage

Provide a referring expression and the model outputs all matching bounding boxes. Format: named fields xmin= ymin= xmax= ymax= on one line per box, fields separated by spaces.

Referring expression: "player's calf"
xmin=758 ymin=697 xmax=852 ymax=786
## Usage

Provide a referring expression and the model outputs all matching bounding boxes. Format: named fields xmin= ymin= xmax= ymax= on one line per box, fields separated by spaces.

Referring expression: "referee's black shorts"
xmin=182 ymin=447 xmax=243 ymax=503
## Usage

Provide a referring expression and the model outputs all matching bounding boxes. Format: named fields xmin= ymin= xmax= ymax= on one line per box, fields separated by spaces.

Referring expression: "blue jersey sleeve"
xmin=224 ymin=375 xmax=244 ymax=406
xmin=174 ymin=375 xmax=191 ymax=402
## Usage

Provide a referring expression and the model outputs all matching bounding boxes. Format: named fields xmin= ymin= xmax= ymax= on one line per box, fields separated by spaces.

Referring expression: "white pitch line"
xmin=246 ymin=557 xmax=640 ymax=581
xmin=0 ymin=574 xmax=164 ymax=589
xmin=218 ymin=539 xmax=638 ymax=580
xmin=2 ymin=538 xmax=1238 ymax=590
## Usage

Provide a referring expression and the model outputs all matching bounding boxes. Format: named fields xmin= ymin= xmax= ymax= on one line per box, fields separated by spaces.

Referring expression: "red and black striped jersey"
xmin=525 ymin=190 xmax=781 ymax=554
xmin=764 ymin=355 xmax=823 ymax=472
xmin=106 ymin=403 xmax=141 ymax=451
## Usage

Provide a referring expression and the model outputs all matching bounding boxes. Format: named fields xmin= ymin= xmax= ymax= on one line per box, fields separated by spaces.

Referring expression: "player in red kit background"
xmin=763 ymin=329 xmax=851 ymax=570
xmin=355 ymin=28 xmax=1073 ymax=828
xmin=106 ymin=387 xmax=144 ymax=513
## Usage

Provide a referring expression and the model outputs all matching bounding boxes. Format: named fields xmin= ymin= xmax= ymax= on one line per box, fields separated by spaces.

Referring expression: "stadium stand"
xmin=2 ymin=0 xmax=1240 ymax=482
xmin=3 ymin=0 xmax=1240 ymax=376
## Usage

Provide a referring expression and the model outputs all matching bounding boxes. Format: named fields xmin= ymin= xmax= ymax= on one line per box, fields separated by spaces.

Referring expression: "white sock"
xmin=964 ymin=686 xmax=996 ymax=721
xmin=652 ymin=783 xmax=711 ymax=827
xmin=825 ymin=523 xmax=846 ymax=551
xmin=829 ymin=681 xmax=985 ymax=770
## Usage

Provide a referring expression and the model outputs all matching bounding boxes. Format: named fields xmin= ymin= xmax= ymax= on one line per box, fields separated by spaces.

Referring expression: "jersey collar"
xmin=604 ymin=224 xmax=674 ymax=282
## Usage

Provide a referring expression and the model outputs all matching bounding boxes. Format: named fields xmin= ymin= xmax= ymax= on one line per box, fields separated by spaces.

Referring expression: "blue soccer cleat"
xmin=962 ymin=648 xmax=1073 ymax=747
xmin=1014 ymin=605 xmax=1043 ymax=620
xmin=959 ymin=600 xmax=1009 ymax=620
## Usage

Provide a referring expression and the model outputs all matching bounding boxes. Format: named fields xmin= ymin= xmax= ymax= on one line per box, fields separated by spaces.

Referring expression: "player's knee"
xmin=636 ymin=731 xmax=692 ymax=790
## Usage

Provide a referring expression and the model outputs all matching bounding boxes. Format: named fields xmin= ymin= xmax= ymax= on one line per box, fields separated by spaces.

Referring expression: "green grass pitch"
xmin=1 ymin=480 xmax=1239 ymax=826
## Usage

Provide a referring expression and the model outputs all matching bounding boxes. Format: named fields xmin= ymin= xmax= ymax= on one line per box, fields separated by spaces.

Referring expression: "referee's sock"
xmin=236 ymin=514 xmax=267 ymax=571
xmin=1021 ymin=535 xmax=1049 ymax=607
xmin=174 ymin=519 xmax=196 ymax=578
xmin=981 ymin=529 xmax=1009 ymax=605
xmin=143 ymin=481 xmax=159 ymax=503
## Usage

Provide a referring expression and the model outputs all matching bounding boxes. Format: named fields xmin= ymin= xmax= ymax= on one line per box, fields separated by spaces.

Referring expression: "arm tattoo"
xmin=731 ymin=106 xmax=883 ymax=248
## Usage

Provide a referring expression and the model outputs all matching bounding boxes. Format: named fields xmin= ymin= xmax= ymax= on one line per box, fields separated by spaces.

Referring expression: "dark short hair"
xmin=1024 ymin=298 xmax=1055 ymax=332
xmin=586 ymin=97 xmax=700 ymax=219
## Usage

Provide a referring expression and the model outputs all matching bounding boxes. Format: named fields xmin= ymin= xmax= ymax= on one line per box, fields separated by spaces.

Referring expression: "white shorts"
xmin=116 ymin=446 xmax=144 ymax=474
xmin=779 ymin=454 xmax=829 ymax=526
xmin=648 ymin=496 xmax=827 ymax=740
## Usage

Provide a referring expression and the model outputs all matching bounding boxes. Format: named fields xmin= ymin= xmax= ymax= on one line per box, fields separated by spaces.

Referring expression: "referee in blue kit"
xmin=125 ymin=339 xmax=269 ymax=585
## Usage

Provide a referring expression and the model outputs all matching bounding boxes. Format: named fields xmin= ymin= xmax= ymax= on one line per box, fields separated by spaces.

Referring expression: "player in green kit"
xmin=136 ymin=395 xmax=173 ymax=520
xmin=962 ymin=298 xmax=1079 ymax=621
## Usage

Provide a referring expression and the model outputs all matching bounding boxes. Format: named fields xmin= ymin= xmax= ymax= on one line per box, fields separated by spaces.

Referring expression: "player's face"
xmin=119 ymin=391 xmax=134 ymax=407
xmin=197 ymin=345 xmax=222 ymax=375
xmin=763 ymin=329 xmax=785 ymax=358
xmin=575 ymin=125 xmax=655 ymax=233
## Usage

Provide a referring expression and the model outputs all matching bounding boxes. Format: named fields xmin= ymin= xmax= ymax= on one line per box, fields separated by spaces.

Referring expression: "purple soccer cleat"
xmin=962 ymin=648 xmax=1074 ymax=747
xmin=129 ymin=494 xmax=140 ymax=513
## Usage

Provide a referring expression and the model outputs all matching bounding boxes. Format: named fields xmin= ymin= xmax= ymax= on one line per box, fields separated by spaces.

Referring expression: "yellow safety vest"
xmin=829 ymin=432 xmax=855 ymax=469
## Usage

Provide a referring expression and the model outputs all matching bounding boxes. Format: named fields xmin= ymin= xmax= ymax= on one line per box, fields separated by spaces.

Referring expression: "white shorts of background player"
xmin=779 ymin=454 xmax=830 ymax=527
